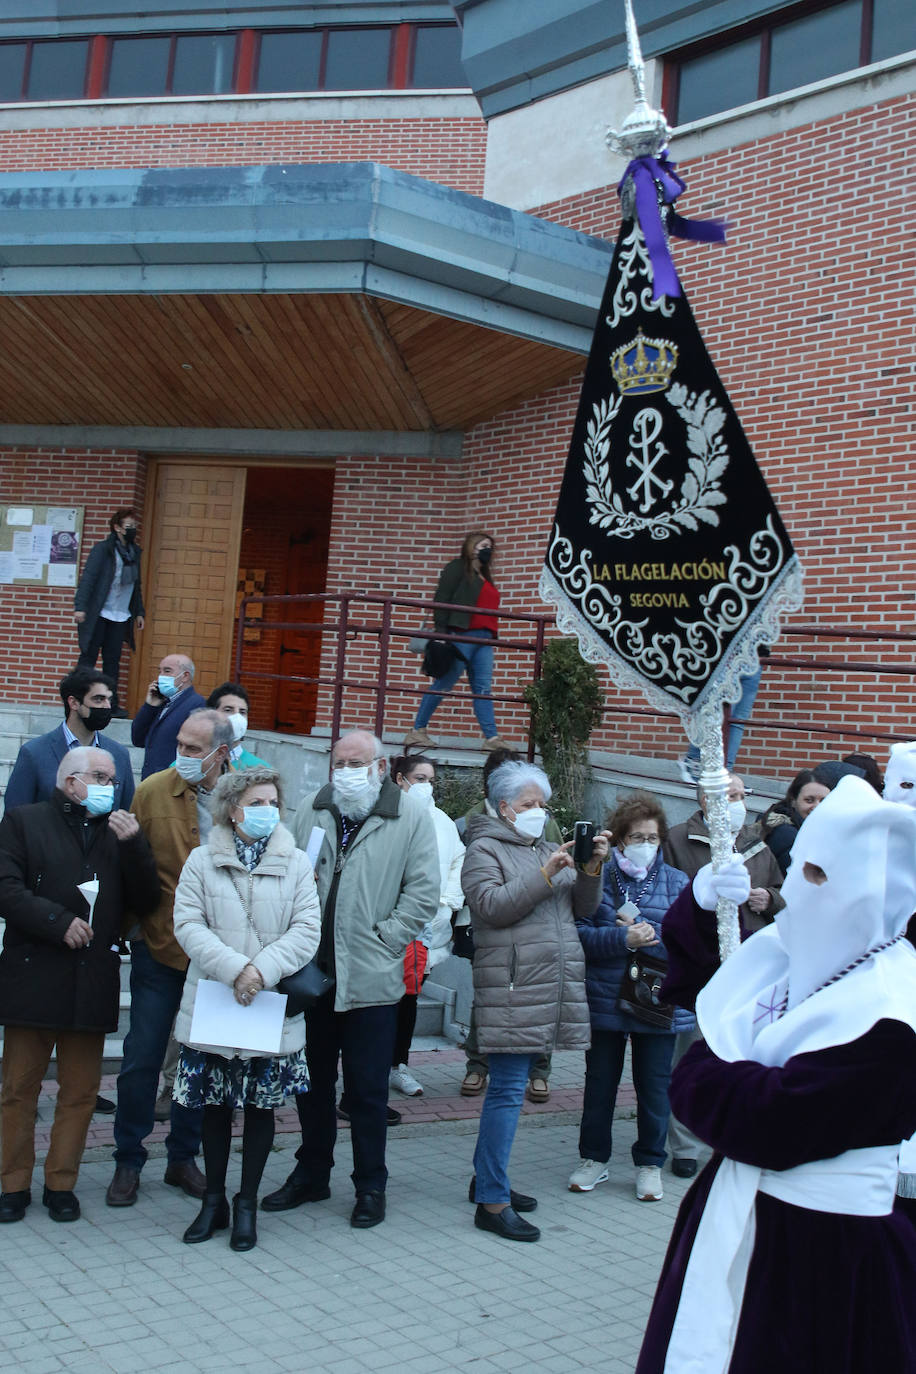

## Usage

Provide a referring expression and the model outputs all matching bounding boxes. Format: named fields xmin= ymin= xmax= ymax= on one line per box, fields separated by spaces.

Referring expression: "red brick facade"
xmin=2 ymin=88 xmax=913 ymax=781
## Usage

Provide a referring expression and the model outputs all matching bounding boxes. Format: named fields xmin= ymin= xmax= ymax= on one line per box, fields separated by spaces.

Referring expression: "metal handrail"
xmin=234 ymin=589 xmax=916 ymax=758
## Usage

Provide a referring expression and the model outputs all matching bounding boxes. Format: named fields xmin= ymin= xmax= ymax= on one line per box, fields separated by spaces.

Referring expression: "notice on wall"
xmin=0 ymin=504 xmax=84 ymax=587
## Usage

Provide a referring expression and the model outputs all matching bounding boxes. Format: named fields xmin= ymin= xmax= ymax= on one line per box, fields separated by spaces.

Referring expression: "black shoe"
xmin=229 ymin=1195 xmax=258 ymax=1252
xmin=0 ymin=1190 xmax=31 ymax=1223
xmin=672 ymin=1158 xmax=698 ymax=1178
xmin=106 ymin=1164 xmax=140 ymax=1207
xmin=94 ymin=1095 xmax=116 ymax=1114
xmin=467 ymin=1177 xmax=537 ymax=1212
xmin=474 ymin=1204 xmax=540 ymax=1242
xmin=182 ymin=1192 xmax=230 ymax=1244
xmin=337 ymin=1097 xmax=402 ymax=1127
xmin=350 ymin=1191 xmax=386 ymax=1228
xmin=42 ymin=1187 xmax=80 ymax=1222
xmin=260 ymin=1175 xmax=331 ymax=1212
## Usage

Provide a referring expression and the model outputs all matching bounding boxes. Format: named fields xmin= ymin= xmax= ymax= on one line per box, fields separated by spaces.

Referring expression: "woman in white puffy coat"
xmin=388 ymin=754 xmax=465 ymax=1097
xmin=172 ymin=767 xmax=321 ymax=1252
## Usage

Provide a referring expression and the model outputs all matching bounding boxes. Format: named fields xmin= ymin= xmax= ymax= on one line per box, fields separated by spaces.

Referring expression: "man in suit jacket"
xmin=4 ymin=668 xmax=135 ymax=814
xmin=130 ymin=653 xmax=205 ymax=780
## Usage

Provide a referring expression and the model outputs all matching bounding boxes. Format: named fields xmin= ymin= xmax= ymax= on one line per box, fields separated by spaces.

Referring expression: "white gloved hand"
xmin=692 ymin=858 xmax=751 ymax=911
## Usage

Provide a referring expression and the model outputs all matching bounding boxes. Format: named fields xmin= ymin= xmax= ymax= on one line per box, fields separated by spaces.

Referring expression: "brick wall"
xmin=0 ymin=115 xmax=487 ymax=194
xmin=0 ymin=447 xmax=146 ymax=704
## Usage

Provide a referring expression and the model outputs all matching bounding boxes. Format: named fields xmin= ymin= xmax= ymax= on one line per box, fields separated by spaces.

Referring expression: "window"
xmin=0 ymin=21 xmax=465 ymax=104
xmin=26 ymin=39 xmax=89 ymax=100
xmin=769 ymin=1 xmax=861 ymax=94
xmin=324 ymin=27 xmax=392 ymax=90
xmin=107 ymin=36 xmax=171 ymax=98
xmin=872 ymin=0 xmax=916 ymax=62
xmin=255 ymin=30 xmax=322 ymax=93
xmin=410 ymin=24 xmax=467 ymax=88
xmin=669 ymin=0 xmax=916 ymax=125
xmin=0 ymin=43 xmax=26 ymax=101
xmin=171 ymin=34 xmax=236 ymax=96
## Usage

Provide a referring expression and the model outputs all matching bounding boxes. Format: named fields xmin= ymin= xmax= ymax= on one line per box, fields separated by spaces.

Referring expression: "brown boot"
xmin=106 ymin=1165 xmax=140 ymax=1207
xmin=404 ymin=728 xmax=435 ymax=750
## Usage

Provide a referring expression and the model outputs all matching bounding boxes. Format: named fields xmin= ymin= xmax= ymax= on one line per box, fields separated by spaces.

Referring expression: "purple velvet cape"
xmin=635 ymin=886 xmax=916 ymax=1374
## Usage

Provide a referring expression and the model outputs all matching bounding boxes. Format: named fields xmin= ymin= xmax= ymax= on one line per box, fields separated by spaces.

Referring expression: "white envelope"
xmin=188 ymin=979 xmax=286 ymax=1055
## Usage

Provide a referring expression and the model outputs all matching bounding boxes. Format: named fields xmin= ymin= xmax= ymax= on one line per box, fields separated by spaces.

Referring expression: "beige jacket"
xmin=461 ymin=814 xmax=599 ymax=1056
xmin=173 ymin=822 xmax=321 ymax=1059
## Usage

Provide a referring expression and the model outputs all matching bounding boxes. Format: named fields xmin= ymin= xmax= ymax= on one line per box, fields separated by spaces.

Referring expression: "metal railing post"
xmin=234 ymin=596 xmax=248 ymax=680
xmin=375 ymin=597 xmax=393 ymax=741
xmin=527 ymin=615 xmax=548 ymax=763
xmin=330 ymin=594 xmax=350 ymax=751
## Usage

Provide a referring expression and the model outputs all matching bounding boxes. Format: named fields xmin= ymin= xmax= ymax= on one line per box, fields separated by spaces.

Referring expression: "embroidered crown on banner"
xmin=611 ymin=329 xmax=678 ymax=397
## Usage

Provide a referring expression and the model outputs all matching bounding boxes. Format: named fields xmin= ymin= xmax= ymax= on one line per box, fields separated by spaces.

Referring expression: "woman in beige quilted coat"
xmin=172 ymin=767 xmax=321 ymax=1252
xmin=462 ymin=761 xmax=609 ymax=1242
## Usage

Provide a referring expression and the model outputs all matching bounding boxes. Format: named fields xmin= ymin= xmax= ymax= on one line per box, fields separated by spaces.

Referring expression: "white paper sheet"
xmin=188 ymin=978 xmax=286 ymax=1054
xmin=47 ymin=563 xmax=76 ymax=586
xmin=12 ymin=530 xmax=32 ymax=556
xmin=0 ymin=552 xmax=13 ymax=583
xmin=305 ymin=825 xmax=326 ymax=867
xmin=6 ymin=507 xmax=32 ymax=525
xmin=30 ymin=524 xmax=52 ymax=562
xmin=47 ymin=507 xmax=77 ymax=530
xmin=12 ymin=557 xmax=43 ymax=580
xmin=77 ymin=877 xmax=99 ymax=928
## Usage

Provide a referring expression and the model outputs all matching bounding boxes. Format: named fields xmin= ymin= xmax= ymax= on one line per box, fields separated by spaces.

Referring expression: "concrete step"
xmin=416 ymin=992 xmax=445 ymax=1037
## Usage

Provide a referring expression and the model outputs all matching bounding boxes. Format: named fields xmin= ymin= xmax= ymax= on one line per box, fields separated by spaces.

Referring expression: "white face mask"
xmin=406 ymin=780 xmax=434 ymax=808
xmin=884 ymin=743 xmax=916 ymax=808
xmin=623 ymin=841 xmax=658 ymax=870
xmin=331 ymin=762 xmax=383 ymax=820
xmin=332 ymin=765 xmax=374 ymax=796
xmin=508 ymin=805 xmax=547 ymax=841
xmin=175 ymin=747 xmax=217 ymax=785
xmin=728 ymin=800 xmax=747 ymax=833
xmin=227 ymin=713 xmax=247 ymax=743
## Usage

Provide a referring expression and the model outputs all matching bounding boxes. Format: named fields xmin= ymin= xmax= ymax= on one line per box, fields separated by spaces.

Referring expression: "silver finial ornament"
xmin=607 ymin=0 xmax=671 ymax=161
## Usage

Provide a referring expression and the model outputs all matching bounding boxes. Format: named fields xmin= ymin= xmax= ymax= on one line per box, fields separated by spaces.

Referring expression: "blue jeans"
xmin=293 ymin=993 xmax=398 ymax=1195
xmin=414 ymin=629 xmax=497 ymax=739
xmin=686 ymin=666 xmax=762 ymax=770
xmin=578 ymin=1029 xmax=675 ymax=1168
xmin=113 ymin=941 xmax=202 ymax=1170
xmin=472 ymin=1052 xmax=533 ymax=1204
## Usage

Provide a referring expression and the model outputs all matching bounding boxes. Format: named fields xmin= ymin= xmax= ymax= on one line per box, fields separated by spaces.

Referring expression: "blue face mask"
xmin=83 ymin=783 xmax=115 ymax=816
xmin=238 ymin=805 xmax=280 ymax=840
xmin=158 ymin=675 xmax=178 ymax=699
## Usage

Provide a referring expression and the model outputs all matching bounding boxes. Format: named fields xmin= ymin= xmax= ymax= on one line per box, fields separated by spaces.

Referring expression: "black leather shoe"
xmin=672 ymin=1158 xmax=698 ymax=1179
xmin=260 ymin=1175 xmax=331 ymax=1212
xmin=350 ymin=1191 xmax=386 ymax=1228
xmin=474 ymin=1204 xmax=540 ymax=1242
xmin=43 ymin=1187 xmax=80 ymax=1222
xmin=230 ymin=1195 xmax=258 ymax=1252
xmin=164 ymin=1159 xmax=207 ymax=1199
xmin=468 ymin=1177 xmax=537 ymax=1212
xmin=0 ymin=1190 xmax=31 ymax=1223
xmin=337 ymin=1098 xmax=402 ymax=1126
xmin=183 ymin=1192 xmax=230 ymax=1244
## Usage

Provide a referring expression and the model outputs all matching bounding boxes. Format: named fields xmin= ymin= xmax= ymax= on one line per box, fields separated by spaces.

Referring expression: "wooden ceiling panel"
xmin=0 ymin=292 xmax=584 ymax=433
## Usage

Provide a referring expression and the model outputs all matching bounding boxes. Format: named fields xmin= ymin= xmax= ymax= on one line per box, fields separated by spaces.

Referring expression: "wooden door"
xmin=130 ymin=462 xmax=246 ymax=708
xmin=274 ymin=528 xmax=330 ymax=734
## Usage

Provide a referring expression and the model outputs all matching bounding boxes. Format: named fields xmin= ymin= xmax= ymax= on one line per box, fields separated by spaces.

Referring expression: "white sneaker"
xmin=677 ymin=754 xmax=702 ymax=784
xmin=635 ymin=1166 xmax=663 ymax=1201
xmin=389 ymin=1064 xmax=423 ymax=1097
xmin=568 ymin=1159 xmax=609 ymax=1192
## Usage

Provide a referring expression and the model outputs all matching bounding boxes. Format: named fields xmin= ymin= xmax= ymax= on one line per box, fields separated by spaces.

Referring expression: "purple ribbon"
xmin=618 ymin=152 xmax=727 ymax=300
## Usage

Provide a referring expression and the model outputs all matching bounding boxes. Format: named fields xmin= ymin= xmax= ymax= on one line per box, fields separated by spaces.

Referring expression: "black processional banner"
xmin=540 ymin=214 xmax=803 ymax=717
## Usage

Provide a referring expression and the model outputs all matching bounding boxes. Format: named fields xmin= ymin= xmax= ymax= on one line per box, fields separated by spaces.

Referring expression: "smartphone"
xmin=573 ymin=821 xmax=596 ymax=865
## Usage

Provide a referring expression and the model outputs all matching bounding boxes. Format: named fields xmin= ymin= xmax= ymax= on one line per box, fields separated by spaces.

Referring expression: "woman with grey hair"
xmin=172 ymin=767 xmax=321 ymax=1252
xmin=461 ymin=761 xmax=611 ymax=1241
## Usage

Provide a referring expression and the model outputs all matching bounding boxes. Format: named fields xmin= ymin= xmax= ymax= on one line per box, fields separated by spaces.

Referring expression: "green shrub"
xmin=524 ymin=637 xmax=604 ymax=834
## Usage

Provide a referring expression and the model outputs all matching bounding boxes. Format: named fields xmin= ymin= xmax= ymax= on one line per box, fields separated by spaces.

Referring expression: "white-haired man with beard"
xmin=263 ymin=729 xmax=438 ymax=1229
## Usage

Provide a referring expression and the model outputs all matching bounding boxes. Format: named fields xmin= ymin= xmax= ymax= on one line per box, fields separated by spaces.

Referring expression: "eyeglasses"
xmin=73 ymin=770 xmax=116 ymax=785
xmin=626 ymin=833 xmax=658 ymax=845
xmin=334 ymin=759 xmax=375 ymax=769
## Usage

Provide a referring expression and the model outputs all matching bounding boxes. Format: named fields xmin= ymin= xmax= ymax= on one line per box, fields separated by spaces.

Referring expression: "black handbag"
xmin=277 ymin=958 xmax=334 ymax=1016
xmin=618 ymin=949 xmax=675 ymax=1029
xmin=421 ymin=637 xmax=467 ymax=679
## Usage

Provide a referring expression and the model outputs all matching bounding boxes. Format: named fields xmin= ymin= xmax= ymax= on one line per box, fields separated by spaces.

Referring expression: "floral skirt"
xmin=174 ymin=1046 xmax=309 ymax=1110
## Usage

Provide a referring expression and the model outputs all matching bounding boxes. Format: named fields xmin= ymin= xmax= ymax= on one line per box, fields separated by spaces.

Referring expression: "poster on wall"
xmin=0 ymin=505 xmax=84 ymax=587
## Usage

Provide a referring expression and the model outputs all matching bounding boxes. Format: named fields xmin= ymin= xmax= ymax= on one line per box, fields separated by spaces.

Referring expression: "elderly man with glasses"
xmin=0 ymin=747 xmax=159 ymax=1224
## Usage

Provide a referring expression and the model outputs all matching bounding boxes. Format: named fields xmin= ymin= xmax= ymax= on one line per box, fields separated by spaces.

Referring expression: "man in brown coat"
xmin=105 ymin=709 xmax=232 ymax=1207
xmin=662 ymin=772 xmax=785 ymax=1178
